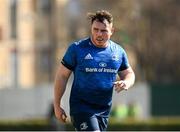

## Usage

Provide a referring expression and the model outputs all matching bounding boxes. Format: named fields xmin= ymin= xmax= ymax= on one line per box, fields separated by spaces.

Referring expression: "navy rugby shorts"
xmin=71 ymin=113 xmax=108 ymax=131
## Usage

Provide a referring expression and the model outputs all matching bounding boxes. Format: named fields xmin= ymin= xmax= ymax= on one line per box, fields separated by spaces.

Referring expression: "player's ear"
xmin=111 ymin=27 xmax=115 ymax=35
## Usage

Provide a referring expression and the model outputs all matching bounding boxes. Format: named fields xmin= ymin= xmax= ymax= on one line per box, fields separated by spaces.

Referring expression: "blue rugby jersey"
xmin=61 ymin=37 xmax=130 ymax=116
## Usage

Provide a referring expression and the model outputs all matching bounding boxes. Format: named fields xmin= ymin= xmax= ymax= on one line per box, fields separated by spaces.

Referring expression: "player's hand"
xmin=113 ymin=80 xmax=128 ymax=93
xmin=54 ymin=106 xmax=67 ymax=123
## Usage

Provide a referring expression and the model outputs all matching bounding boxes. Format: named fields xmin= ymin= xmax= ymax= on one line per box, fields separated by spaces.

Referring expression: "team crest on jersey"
xmin=112 ymin=54 xmax=119 ymax=61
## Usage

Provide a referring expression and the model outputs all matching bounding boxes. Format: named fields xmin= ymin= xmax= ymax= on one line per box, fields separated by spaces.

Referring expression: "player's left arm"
xmin=114 ymin=67 xmax=135 ymax=93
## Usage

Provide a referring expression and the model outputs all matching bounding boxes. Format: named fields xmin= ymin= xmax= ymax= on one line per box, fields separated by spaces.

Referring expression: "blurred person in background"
xmin=54 ymin=10 xmax=135 ymax=131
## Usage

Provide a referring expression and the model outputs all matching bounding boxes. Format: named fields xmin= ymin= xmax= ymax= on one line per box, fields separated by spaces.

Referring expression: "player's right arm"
xmin=53 ymin=63 xmax=72 ymax=123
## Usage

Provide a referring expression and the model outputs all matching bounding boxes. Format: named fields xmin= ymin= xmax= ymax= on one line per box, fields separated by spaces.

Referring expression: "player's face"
xmin=91 ymin=20 xmax=114 ymax=48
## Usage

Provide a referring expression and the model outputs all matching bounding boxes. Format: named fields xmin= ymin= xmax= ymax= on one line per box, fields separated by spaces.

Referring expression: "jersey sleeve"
xmin=61 ymin=44 xmax=76 ymax=71
xmin=118 ymin=49 xmax=130 ymax=71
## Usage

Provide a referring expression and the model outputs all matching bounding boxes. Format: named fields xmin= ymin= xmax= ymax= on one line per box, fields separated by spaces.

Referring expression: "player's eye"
xmin=93 ymin=28 xmax=99 ymax=32
xmin=101 ymin=29 xmax=108 ymax=33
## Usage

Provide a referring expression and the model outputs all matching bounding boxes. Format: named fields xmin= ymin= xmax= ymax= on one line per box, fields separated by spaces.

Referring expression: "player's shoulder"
xmin=109 ymin=40 xmax=125 ymax=51
xmin=72 ymin=37 xmax=90 ymax=47
xmin=67 ymin=37 xmax=90 ymax=52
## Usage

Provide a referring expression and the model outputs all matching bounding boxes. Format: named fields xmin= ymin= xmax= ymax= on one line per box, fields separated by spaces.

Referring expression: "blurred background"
xmin=0 ymin=0 xmax=180 ymax=131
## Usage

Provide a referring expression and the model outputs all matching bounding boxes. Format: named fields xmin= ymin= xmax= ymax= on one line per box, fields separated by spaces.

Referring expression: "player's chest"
xmin=76 ymin=49 xmax=122 ymax=70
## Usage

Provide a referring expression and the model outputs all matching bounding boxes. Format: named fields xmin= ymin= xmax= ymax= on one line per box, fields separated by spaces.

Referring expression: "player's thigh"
xmin=71 ymin=114 xmax=100 ymax=131
xmin=96 ymin=115 xmax=108 ymax=131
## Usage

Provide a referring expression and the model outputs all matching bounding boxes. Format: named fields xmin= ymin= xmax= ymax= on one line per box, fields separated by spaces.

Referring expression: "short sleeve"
xmin=118 ymin=49 xmax=130 ymax=71
xmin=61 ymin=44 xmax=76 ymax=71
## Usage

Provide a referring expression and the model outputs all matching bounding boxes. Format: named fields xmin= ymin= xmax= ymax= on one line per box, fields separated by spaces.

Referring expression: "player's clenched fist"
xmin=113 ymin=80 xmax=128 ymax=93
xmin=54 ymin=106 xmax=67 ymax=123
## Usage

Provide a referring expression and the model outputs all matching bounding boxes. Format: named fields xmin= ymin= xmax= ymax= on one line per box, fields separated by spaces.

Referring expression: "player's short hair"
xmin=87 ymin=10 xmax=113 ymax=24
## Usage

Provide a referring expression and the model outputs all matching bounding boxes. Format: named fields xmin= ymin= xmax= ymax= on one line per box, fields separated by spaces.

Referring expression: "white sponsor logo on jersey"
xmin=84 ymin=53 xmax=93 ymax=59
xmin=99 ymin=62 xmax=107 ymax=67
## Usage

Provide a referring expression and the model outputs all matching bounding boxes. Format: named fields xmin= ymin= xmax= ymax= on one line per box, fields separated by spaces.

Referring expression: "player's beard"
xmin=92 ymin=36 xmax=108 ymax=48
